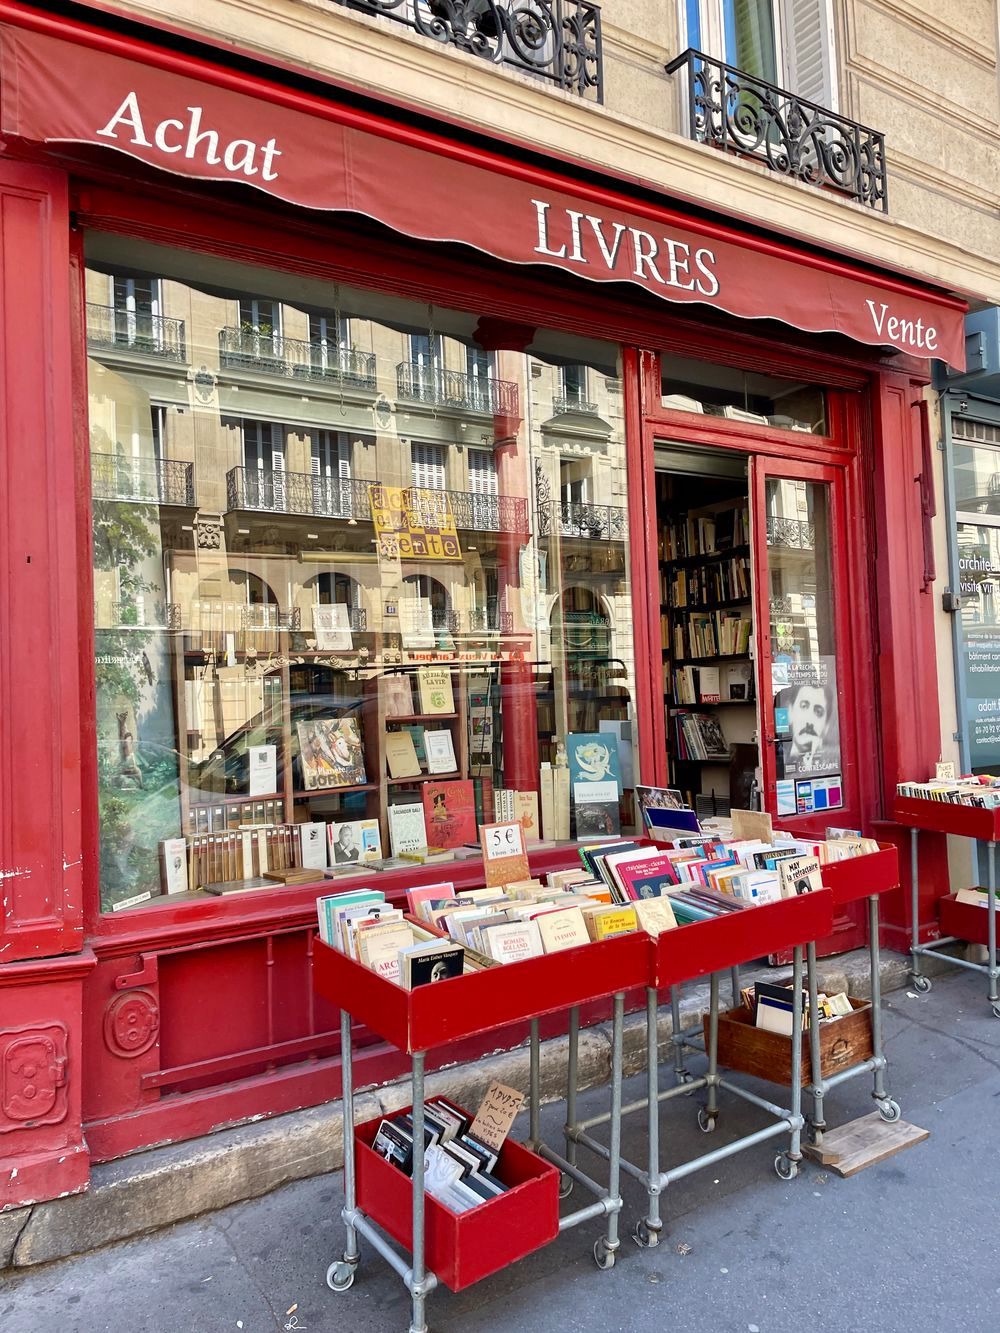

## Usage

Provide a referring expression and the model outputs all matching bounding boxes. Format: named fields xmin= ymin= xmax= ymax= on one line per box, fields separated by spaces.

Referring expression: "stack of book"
xmin=372 ymin=1101 xmax=509 ymax=1212
xmin=316 ymin=888 xmax=465 ymax=988
xmin=672 ymin=712 xmax=730 ymax=761
xmin=897 ymin=779 xmax=1000 ymax=807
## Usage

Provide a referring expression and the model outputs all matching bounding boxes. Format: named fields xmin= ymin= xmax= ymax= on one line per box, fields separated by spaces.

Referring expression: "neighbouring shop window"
xmin=662 ymin=354 xmax=827 ymax=435
xmin=84 ymin=238 xmax=639 ymax=911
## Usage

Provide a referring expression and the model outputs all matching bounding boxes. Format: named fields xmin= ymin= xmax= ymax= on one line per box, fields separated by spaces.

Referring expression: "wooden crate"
xmin=705 ymin=998 xmax=873 ymax=1087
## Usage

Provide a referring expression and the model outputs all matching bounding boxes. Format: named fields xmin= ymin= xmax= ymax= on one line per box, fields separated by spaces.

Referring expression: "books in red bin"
xmin=616 ymin=854 xmax=680 ymax=901
xmin=423 ymin=780 xmax=477 ymax=850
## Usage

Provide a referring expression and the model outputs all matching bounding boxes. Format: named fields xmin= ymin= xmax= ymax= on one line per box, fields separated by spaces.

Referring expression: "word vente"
xmin=97 ymin=92 xmax=282 ymax=179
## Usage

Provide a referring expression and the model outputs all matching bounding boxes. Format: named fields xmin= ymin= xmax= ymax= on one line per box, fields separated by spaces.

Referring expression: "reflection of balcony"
xmin=226 ymin=469 xmax=529 ymax=533
xmin=86 ymin=303 xmax=187 ymax=361
xmin=328 ymin=0 xmax=604 ymax=102
xmin=110 ymin=600 xmax=182 ymax=630
xmin=666 ymin=48 xmax=887 ymax=212
xmin=92 ymin=453 xmax=196 ymax=507
xmin=766 ymin=516 xmax=815 ymax=550
xmin=552 ymin=394 xmax=599 ymax=415
xmin=538 ymin=499 xmax=628 ymax=540
xmin=396 ymin=363 xmax=519 ymax=416
xmin=218 ymin=327 xmax=377 ymax=388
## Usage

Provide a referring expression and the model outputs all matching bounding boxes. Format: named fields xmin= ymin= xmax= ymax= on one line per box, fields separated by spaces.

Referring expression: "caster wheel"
xmin=877 ymin=1099 xmax=901 ymax=1124
xmin=593 ymin=1239 xmax=616 ymax=1270
xmin=326 ymin=1260 xmax=356 ymax=1293
xmin=675 ymin=1070 xmax=693 ymax=1088
xmin=774 ymin=1154 xmax=798 ymax=1182
xmin=805 ymin=1123 xmax=824 ymax=1145
xmin=632 ymin=1219 xmax=661 ymax=1249
xmin=991 ymin=1003 xmax=1000 ymax=1020
xmin=559 ymin=1172 xmax=575 ymax=1199
xmin=912 ymin=974 xmax=932 ymax=994
xmin=697 ymin=1108 xmax=717 ymax=1134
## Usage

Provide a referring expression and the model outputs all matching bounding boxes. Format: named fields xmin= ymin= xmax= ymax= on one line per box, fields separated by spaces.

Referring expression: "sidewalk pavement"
xmin=3 ymin=965 xmax=1000 ymax=1333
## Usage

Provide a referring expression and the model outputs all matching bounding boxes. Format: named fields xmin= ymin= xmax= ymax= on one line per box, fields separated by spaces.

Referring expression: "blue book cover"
xmin=568 ymin=732 xmax=622 ymax=837
xmin=644 ymin=806 xmax=702 ymax=836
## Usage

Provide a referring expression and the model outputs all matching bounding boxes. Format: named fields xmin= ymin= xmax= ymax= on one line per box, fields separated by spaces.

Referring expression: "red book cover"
xmin=423 ymin=779 xmax=477 ymax=849
xmin=616 ymin=855 xmax=679 ymax=900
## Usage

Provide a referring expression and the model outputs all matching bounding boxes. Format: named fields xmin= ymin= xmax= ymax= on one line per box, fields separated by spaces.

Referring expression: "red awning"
xmin=0 ymin=17 xmax=967 ymax=367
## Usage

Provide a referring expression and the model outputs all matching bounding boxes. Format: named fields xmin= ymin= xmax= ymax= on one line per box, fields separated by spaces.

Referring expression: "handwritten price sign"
xmin=470 ymin=1080 xmax=525 ymax=1152
xmin=479 ymin=820 xmax=529 ymax=887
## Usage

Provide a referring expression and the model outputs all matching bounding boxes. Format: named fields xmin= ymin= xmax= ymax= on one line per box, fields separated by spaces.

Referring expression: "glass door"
xmin=750 ymin=456 xmax=861 ymax=832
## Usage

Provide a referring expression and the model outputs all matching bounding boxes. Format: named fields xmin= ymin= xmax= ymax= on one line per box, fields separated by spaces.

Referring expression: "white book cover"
xmin=424 ymin=728 xmax=457 ymax=775
xmin=329 ymin=818 xmax=384 ymax=865
xmin=481 ymin=919 xmax=543 ymax=965
xmin=388 ymin=802 xmax=427 ymax=857
xmin=161 ymin=838 xmax=189 ymax=895
xmin=312 ymin=603 xmax=353 ymax=651
xmin=248 ymin=744 xmax=277 ymax=797
xmin=299 ymin=821 xmax=328 ymax=870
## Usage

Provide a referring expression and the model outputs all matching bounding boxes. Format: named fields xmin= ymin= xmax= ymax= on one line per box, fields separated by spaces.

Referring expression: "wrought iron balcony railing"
xmin=766 ymin=515 xmax=815 ymax=550
xmin=665 ymin=49 xmax=888 ymax=212
xmin=218 ymin=327 xmax=377 ymax=388
xmin=538 ymin=498 xmax=628 ymax=541
xmin=110 ymin=600 xmax=182 ymax=630
xmin=226 ymin=469 xmax=530 ymax=533
xmin=552 ymin=393 xmax=599 ymax=415
xmin=86 ymin=303 xmax=187 ymax=361
xmin=330 ymin=0 xmax=602 ymax=100
xmin=92 ymin=453 xmax=196 ymax=507
xmin=396 ymin=363 xmax=520 ymax=416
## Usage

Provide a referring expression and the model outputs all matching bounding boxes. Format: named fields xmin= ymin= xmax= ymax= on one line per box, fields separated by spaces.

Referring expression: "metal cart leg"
xmin=636 ymin=986 xmax=663 ymax=1247
xmin=670 ymin=985 xmax=690 ymax=1085
xmin=594 ymin=992 xmax=624 ymax=1270
xmin=409 ymin=1052 xmax=428 ymax=1333
xmin=988 ymin=843 xmax=1000 ymax=1014
xmin=528 ymin=1017 xmax=541 ymax=1151
xmin=909 ymin=827 xmax=932 ymax=992
xmin=701 ymin=972 xmax=720 ymax=1131
xmin=775 ymin=949 xmax=803 ymax=1180
xmin=730 ymin=965 xmax=741 ymax=1008
xmin=868 ymin=893 xmax=900 ymax=1121
xmin=328 ymin=1008 xmax=360 ymax=1294
xmin=805 ymin=941 xmax=825 ymax=1146
xmin=562 ymin=1008 xmax=579 ymax=1198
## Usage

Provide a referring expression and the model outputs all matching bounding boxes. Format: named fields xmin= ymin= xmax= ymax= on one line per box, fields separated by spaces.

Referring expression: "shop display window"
xmin=661 ymin=354 xmax=827 ymax=435
xmin=85 ymin=236 xmax=640 ymax=910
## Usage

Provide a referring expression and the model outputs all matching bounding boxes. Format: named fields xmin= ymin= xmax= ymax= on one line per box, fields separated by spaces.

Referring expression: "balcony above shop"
xmin=396 ymin=362 xmax=520 ymax=416
xmin=218 ymin=327 xmax=378 ymax=389
xmin=91 ymin=453 xmax=196 ymax=507
xmin=86 ymin=303 xmax=187 ymax=362
xmin=226 ymin=469 xmax=529 ymax=533
xmin=552 ymin=393 xmax=599 ymax=415
xmin=330 ymin=0 xmax=603 ymax=101
xmin=665 ymin=49 xmax=888 ymax=213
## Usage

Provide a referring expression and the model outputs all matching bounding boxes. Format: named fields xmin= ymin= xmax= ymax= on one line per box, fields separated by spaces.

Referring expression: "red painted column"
xmin=869 ymin=368 xmax=949 ymax=950
xmin=474 ymin=319 xmax=539 ymax=794
xmin=0 ymin=159 xmax=93 ymax=1208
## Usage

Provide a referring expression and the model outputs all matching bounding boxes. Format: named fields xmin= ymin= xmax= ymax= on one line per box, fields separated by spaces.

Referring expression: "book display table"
xmin=313 ymin=931 xmax=649 ymax=1333
xmin=894 ymin=799 xmax=1000 ymax=1017
xmin=804 ymin=846 xmax=901 ymax=1151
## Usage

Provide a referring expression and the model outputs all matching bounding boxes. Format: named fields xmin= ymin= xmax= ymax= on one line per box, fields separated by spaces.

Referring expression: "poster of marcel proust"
xmin=772 ymin=657 xmax=841 ymax=779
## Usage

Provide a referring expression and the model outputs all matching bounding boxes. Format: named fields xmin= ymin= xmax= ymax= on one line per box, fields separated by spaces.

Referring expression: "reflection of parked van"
xmin=192 ymin=666 xmax=366 ymax=796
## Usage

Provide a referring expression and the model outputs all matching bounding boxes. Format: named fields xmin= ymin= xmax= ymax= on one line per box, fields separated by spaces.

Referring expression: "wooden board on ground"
xmin=803 ymin=1112 xmax=928 ymax=1177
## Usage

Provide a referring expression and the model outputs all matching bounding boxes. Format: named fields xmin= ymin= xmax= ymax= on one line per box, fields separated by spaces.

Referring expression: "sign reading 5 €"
xmin=368 ymin=484 xmax=462 ymax=560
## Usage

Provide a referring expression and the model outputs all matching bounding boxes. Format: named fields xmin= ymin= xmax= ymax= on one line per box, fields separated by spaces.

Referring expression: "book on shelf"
xmin=423 ymin=779 xmax=477 ymax=849
xmin=401 ymin=723 xmax=427 ymax=767
xmin=248 ymin=744 xmax=277 ymax=797
xmin=383 ymin=674 xmax=414 ymax=718
xmin=673 ymin=712 xmax=730 ymax=762
xmin=417 ymin=665 xmax=455 ymax=715
xmin=388 ymin=801 xmax=428 ymax=857
xmin=296 ymin=717 xmax=367 ymax=791
xmin=568 ymin=732 xmax=622 ymax=838
xmin=424 ymin=728 xmax=457 ymax=775
xmin=329 ymin=818 xmax=383 ymax=865
xmin=515 ymin=790 xmax=541 ymax=841
xmin=385 ymin=730 xmax=422 ymax=779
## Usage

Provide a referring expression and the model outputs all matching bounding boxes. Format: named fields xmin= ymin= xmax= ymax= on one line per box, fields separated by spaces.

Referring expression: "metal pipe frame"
xmin=805 ymin=894 xmax=898 ymax=1146
xmin=910 ymin=826 xmax=1000 ymax=1014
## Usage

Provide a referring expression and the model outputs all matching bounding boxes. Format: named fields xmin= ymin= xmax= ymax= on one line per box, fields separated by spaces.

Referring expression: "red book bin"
xmin=354 ymin=1100 xmax=560 ymax=1290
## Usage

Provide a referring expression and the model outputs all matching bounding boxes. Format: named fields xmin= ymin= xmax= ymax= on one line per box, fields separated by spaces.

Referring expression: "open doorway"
xmin=654 ymin=444 xmax=757 ymax=820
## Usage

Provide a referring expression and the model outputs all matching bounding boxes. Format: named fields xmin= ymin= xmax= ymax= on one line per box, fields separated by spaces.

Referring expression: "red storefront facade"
xmin=0 ymin=0 xmax=964 ymax=1212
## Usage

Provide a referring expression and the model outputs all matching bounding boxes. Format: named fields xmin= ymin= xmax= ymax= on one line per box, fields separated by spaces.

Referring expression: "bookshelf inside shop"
xmin=657 ymin=471 xmax=759 ymax=811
